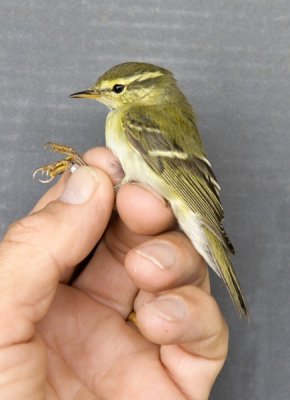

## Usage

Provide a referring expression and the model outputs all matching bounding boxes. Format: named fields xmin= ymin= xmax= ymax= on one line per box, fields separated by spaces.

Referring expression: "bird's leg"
xmin=33 ymin=142 xmax=87 ymax=183
xmin=127 ymin=312 xmax=138 ymax=328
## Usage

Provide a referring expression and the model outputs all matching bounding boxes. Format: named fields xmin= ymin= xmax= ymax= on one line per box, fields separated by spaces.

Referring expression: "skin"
xmin=0 ymin=147 xmax=228 ymax=400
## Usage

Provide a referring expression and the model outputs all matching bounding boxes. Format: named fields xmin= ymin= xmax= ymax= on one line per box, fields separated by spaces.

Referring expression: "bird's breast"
xmin=105 ymin=110 xmax=171 ymax=197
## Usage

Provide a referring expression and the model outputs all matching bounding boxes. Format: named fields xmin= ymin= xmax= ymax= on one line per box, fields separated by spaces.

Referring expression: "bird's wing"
xmin=123 ymin=106 xmax=234 ymax=254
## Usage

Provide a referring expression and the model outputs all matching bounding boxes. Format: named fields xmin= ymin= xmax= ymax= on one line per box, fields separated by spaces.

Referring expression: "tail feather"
xmin=171 ymin=203 xmax=248 ymax=318
xmin=205 ymin=228 xmax=248 ymax=318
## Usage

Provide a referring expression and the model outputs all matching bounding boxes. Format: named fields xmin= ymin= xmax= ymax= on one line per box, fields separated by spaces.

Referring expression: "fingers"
xmin=0 ymin=166 xmax=114 ymax=347
xmin=74 ymin=228 xmax=209 ymax=318
xmin=37 ymin=285 xmax=187 ymax=400
xmin=125 ymin=232 xmax=209 ymax=292
xmin=135 ymin=286 xmax=228 ymax=399
xmin=84 ymin=146 xmax=125 ymax=186
xmin=116 ymin=184 xmax=175 ymax=235
xmin=135 ymin=286 xmax=228 ymax=357
xmin=73 ymin=161 xmax=177 ymax=315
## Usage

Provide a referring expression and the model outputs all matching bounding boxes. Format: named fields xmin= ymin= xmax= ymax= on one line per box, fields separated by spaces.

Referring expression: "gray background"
xmin=1 ymin=1 xmax=289 ymax=398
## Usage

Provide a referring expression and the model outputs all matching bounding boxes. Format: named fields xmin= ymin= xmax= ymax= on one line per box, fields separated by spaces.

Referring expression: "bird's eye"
xmin=112 ymin=84 xmax=124 ymax=94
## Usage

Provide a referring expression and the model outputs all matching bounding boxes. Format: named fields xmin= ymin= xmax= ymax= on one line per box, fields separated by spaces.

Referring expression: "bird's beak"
xmin=69 ymin=89 xmax=99 ymax=99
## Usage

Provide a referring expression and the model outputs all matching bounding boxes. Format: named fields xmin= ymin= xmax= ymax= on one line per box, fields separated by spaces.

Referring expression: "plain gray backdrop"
xmin=1 ymin=1 xmax=290 ymax=399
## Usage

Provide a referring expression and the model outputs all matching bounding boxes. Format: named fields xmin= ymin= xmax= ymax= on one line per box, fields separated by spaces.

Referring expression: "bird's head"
xmin=70 ymin=62 xmax=177 ymax=110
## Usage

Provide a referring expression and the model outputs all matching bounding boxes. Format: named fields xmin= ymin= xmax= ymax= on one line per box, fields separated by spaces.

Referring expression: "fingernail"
xmin=135 ymin=242 xmax=176 ymax=269
xmin=109 ymin=160 xmax=125 ymax=184
xmin=146 ymin=296 xmax=186 ymax=321
xmin=59 ymin=166 xmax=99 ymax=204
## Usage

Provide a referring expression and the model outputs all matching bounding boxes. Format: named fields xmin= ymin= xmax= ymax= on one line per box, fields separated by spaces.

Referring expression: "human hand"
xmin=0 ymin=147 xmax=228 ymax=400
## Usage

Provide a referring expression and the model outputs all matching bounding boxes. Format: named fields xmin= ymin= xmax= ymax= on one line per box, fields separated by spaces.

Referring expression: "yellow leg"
xmin=128 ymin=312 xmax=138 ymax=328
xmin=33 ymin=142 xmax=86 ymax=183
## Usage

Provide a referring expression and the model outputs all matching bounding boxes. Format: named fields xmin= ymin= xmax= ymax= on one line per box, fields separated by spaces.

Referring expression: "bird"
xmin=35 ymin=62 xmax=248 ymax=317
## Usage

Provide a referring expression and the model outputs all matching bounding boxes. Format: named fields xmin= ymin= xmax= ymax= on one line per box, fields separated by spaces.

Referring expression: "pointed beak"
xmin=69 ymin=89 xmax=99 ymax=99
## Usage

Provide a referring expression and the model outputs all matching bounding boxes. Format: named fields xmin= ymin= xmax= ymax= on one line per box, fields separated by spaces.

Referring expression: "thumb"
xmin=0 ymin=166 xmax=114 ymax=347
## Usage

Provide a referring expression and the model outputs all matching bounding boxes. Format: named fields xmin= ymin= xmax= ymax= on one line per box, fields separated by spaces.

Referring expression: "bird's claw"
xmin=33 ymin=167 xmax=55 ymax=184
xmin=33 ymin=142 xmax=87 ymax=183
xmin=33 ymin=159 xmax=76 ymax=183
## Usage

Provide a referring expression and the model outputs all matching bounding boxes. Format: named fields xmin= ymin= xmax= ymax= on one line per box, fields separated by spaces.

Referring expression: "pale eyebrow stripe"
xmin=100 ymin=71 xmax=164 ymax=88
xmin=133 ymin=71 xmax=165 ymax=82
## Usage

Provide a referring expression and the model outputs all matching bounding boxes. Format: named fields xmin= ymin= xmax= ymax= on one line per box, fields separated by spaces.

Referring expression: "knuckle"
xmin=4 ymin=208 xmax=59 ymax=248
xmin=6 ymin=214 xmax=45 ymax=242
xmin=200 ymin=291 xmax=228 ymax=339
xmin=1 ymin=211 xmax=62 ymax=274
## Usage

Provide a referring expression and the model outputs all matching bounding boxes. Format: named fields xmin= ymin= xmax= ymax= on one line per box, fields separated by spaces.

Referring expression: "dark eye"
xmin=112 ymin=84 xmax=124 ymax=94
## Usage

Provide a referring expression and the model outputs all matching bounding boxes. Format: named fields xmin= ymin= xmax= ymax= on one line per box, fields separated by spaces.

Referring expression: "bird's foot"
xmin=33 ymin=142 xmax=86 ymax=183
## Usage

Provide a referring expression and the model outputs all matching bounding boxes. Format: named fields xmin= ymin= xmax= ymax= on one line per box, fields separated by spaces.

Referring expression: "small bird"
xmin=35 ymin=62 xmax=248 ymax=317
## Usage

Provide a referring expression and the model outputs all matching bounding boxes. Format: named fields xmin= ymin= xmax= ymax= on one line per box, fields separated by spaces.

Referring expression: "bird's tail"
xmin=204 ymin=228 xmax=248 ymax=318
